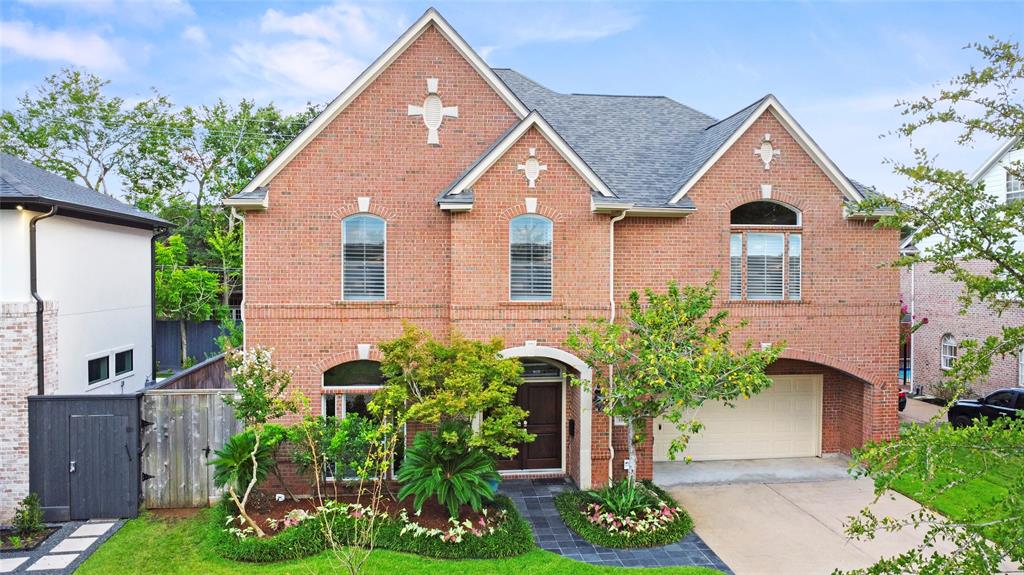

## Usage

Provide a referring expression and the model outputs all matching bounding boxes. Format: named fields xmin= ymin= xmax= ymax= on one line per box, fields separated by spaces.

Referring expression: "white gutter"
xmin=607 ymin=210 xmax=627 ymax=483
xmin=909 ymin=261 xmax=915 ymax=392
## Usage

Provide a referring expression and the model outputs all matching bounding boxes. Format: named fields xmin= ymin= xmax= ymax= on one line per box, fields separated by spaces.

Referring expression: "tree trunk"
xmin=179 ymin=319 xmax=188 ymax=367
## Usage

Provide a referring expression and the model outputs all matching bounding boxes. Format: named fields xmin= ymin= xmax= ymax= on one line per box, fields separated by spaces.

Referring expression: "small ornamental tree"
xmin=370 ymin=324 xmax=533 ymax=459
xmin=220 ymin=346 xmax=295 ymax=537
xmin=567 ymin=279 xmax=783 ymax=483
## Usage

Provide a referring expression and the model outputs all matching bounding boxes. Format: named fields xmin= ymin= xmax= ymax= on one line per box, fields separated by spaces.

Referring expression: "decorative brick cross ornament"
xmin=407 ymin=78 xmax=458 ymax=145
xmin=754 ymin=133 xmax=781 ymax=170
xmin=517 ymin=148 xmax=548 ymax=188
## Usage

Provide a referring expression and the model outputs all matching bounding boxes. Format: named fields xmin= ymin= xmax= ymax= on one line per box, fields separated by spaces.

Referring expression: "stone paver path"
xmin=0 ymin=520 xmax=121 ymax=574
xmin=501 ymin=479 xmax=732 ymax=572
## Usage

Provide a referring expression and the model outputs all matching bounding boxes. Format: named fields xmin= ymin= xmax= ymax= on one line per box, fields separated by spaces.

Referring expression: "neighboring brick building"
xmin=901 ymin=137 xmax=1024 ymax=398
xmin=227 ymin=9 xmax=900 ymax=490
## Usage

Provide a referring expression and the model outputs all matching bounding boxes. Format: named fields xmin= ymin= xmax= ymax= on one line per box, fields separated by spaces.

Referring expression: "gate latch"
xmin=69 ymin=460 xmax=76 ymax=473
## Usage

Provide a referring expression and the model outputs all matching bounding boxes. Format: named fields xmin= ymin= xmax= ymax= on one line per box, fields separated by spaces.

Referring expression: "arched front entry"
xmin=501 ymin=345 xmax=594 ymax=489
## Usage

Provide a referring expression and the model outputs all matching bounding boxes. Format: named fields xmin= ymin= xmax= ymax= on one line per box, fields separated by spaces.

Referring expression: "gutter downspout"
xmin=909 ymin=261 xmax=915 ymax=393
xmin=151 ymin=227 xmax=170 ymax=384
xmin=29 ymin=206 xmax=58 ymax=395
xmin=607 ymin=210 xmax=628 ymax=483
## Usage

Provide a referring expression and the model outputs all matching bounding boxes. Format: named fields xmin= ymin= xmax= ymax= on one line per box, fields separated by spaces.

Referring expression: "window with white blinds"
xmin=729 ymin=234 xmax=743 ymax=300
xmin=788 ymin=234 xmax=802 ymax=300
xmin=745 ymin=233 xmax=784 ymax=300
xmin=342 ymin=215 xmax=386 ymax=300
xmin=510 ymin=215 xmax=552 ymax=301
xmin=1007 ymin=171 xmax=1023 ymax=203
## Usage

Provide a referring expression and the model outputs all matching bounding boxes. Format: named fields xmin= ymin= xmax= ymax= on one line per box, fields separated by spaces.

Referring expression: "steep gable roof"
xmin=1 ymin=152 xmax=167 ymax=228
xmin=436 ymin=111 xmax=613 ymax=210
xmin=231 ymin=8 xmax=528 ymax=203
xmin=969 ymin=135 xmax=1022 ymax=184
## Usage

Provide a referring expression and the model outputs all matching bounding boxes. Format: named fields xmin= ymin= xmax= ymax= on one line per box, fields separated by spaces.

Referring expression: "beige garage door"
xmin=653 ymin=375 xmax=822 ymax=461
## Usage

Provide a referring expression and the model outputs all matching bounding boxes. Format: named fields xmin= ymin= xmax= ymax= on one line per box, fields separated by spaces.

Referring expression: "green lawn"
xmin=888 ymin=448 xmax=1017 ymax=547
xmin=78 ymin=510 xmax=722 ymax=575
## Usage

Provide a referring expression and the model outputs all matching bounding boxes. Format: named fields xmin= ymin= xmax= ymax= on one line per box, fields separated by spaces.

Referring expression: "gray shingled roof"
xmin=225 ymin=185 xmax=268 ymax=204
xmin=492 ymin=69 xmax=716 ymax=209
xmin=1 ymin=152 xmax=167 ymax=227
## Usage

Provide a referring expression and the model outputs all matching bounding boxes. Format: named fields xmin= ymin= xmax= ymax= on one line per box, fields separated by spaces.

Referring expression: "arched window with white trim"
xmin=510 ymin=215 xmax=552 ymax=301
xmin=941 ymin=334 xmax=957 ymax=371
xmin=342 ymin=215 xmax=385 ymax=300
xmin=729 ymin=201 xmax=802 ymax=301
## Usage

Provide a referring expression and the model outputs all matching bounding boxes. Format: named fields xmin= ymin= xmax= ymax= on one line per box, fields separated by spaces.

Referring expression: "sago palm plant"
xmin=396 ymin=422 xmax=500 ymax=518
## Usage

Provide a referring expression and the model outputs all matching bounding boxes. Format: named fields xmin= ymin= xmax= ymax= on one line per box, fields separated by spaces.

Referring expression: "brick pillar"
xmin=0 ymin=301 xmax=58 ymax=522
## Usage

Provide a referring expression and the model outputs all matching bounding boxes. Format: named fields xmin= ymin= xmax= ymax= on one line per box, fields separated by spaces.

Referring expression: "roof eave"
xmin=591 ymin=199 xmax=695 ymax=217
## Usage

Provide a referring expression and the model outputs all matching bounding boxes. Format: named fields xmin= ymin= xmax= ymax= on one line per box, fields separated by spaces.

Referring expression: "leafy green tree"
xmin=567 ymin=279 xmax=783 ymax=483
xmin=0 ymin=68 xmax=177 ymax=195
xmin=371 ymin=324 xmax=533 ymax=459
xmin=843 ymin=37 xmax=1023 ymax=575
xmin=154 ymin=234 xmax=223 ymax=364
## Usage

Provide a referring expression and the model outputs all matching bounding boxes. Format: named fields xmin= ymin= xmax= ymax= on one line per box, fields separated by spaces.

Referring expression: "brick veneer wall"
xmin=242 ymin=23 xmax=899 ymax=490
xmin=902 ymin=261 xmax=1024 ymax=397
xmin=0 ymin=302 xmax=58 ymax=522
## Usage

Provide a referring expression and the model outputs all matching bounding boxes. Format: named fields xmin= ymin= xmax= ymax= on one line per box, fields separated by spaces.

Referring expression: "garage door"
xmin=653 ymin=375 xmax=822 ymax=461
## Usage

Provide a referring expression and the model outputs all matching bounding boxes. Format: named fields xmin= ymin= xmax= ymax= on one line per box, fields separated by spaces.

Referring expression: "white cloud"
xmin=477 ymin=5 xmax=640 ymax=58
xmin=181 ymin=25 xmax=208 ymax=48
xmin=227 ymin=2 xmax=405 ymax=105
xmin=0 ymin=20 xmax=125 ymax=70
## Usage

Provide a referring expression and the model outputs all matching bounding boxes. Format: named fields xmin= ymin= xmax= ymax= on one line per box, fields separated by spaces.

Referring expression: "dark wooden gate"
xmin=69 ymin=414 xmax=134 ymax=519
xmin=28 ymin=395 xmax=141 ymax=521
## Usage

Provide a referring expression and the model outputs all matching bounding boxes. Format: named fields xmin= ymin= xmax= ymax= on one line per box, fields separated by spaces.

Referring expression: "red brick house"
xmin=225 ymin=8 xmax=899 ymax=490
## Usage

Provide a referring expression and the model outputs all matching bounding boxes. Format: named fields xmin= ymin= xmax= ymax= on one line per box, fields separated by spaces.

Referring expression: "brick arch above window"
xmin=329 ymin=200 xmax=399 ymax=222
xmin=309 ymin=348 xmax=384 ymax=376
xmin=497 ymin=203 xmax=566 ymax=224
xmin=722 ymin=190 xmax=807 ymax=215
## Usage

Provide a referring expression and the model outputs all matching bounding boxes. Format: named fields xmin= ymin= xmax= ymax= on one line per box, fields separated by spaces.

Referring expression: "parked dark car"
xmin=898 ymin=390 xmax=907 ymax=412
xmin=948 ymin=388 xmax=1024 ymax=428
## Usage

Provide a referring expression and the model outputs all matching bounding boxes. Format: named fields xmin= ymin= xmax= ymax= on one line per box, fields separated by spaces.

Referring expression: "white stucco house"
xmin=0 ymin=152 xmax=168 ymax=520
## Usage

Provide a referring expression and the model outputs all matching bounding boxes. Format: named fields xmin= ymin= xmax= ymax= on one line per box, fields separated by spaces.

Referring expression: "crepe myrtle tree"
xmin=221 ymin=346 xmax=297 ymax=537
xmin=369 ymin=324 xmax=533 ymax=459
xmin=840 ymin=37 xmax=1024 ymax=575
xmin=567 ymin=278 xmax=783 ymax=483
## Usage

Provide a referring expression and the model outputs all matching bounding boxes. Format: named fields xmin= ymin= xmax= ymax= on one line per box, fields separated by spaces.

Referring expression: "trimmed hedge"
xmin=210 ymin=495 xmax=534 ymax=563
xmin=554 ymin=482 xmax=694 ymax=548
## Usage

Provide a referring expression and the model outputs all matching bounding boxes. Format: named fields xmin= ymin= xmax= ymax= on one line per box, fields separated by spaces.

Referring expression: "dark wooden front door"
xmin=498 ymin=380 xmax=562 ymax=470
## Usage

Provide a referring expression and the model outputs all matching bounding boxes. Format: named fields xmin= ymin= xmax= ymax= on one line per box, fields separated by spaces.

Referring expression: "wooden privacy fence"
xmin=141 ymin=388 xmax=242 ymax=508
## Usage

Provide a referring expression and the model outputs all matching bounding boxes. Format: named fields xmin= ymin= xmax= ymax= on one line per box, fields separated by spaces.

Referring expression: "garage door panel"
xmin=654 ymin=375 xmax=822 ymax=461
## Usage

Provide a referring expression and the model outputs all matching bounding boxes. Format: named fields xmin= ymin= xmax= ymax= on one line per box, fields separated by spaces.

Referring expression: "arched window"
xmin=730 ymin=201 xmax=801 ymax=226
xmin=729 ymin=201 xmax=802 ymax=301
xmin=322 ymin=360 xmax=384 ymax=419
xmin=342 ymin=215 xmax=385 ymax=300
xmin=941 ymin=334 xmax=957 ymax=371
xmin=510 ymin=215 xmax=552 ymax=301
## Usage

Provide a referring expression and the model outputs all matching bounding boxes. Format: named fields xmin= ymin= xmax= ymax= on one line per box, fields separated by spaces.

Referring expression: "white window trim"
xmin=341 ymin=214 xmax=387 ymax=302
xmin=1018 ymin=348 xmax=1023 ymax=387
xmin=86 ymin=352 xmax=111 ymax=386
xmin=729 ymin=230 xmax=802 ymax=302
xmin=509 ymin=214 xmax=553 ymax=302
xmin=941 ymin=335 xmax=957 ymax=371
xmin=113 ymin=346 xmax=136 ymax=379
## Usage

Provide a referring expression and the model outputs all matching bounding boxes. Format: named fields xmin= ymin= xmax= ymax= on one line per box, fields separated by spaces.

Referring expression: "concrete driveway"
xmin=666 ymin=477 xmax=951 ymax=575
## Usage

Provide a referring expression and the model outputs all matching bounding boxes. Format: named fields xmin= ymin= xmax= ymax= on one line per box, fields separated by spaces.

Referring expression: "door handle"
xmin=70 ymin=460 xmax=76 ymax=473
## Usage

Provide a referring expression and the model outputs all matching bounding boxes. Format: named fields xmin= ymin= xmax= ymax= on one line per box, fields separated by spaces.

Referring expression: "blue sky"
xmin=1 ymin=1 xmax=1021 ymax=196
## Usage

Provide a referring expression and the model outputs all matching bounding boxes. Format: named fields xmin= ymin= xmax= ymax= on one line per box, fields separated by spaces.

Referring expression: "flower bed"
xmin=554 ymin=481 xmax=694 ymax=548
xmin=210 ymin=493 xmax=534 ymax=562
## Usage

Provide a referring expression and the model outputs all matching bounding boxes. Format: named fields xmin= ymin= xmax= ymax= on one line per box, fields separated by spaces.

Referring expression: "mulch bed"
xmin=0 ymin=527 xmax=59 ymax=552
xmin=246 ymin=489 xmax=498 ymax=533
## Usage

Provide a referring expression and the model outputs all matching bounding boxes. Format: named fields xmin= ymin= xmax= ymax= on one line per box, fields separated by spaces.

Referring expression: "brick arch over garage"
xmin=777 ymin=347 xmax=879 ymax=387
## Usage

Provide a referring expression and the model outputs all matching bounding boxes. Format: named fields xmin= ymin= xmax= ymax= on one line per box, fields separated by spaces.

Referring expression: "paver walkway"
xmin=501 ymin=479 xmax=732 ymax=572
xmin=0 ymin=520 xmax=121 ymax=574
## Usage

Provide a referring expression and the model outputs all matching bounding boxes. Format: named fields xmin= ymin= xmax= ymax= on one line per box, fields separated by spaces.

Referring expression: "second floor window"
xmin=1007 ymin=171 xmax=1023 ymax=203
xmin=510 ymin=215 xmax=552 ymax=301
xmin=342 ymin=215 xmax=385 ymax=300
xmin=729 ymin=201 xmax=801 ymax=301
